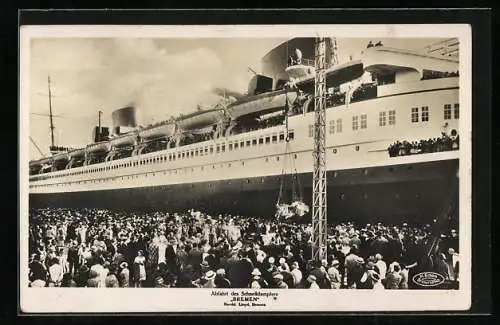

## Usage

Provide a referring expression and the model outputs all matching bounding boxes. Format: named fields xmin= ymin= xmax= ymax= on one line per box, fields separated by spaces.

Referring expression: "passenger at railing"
xmin=375 ymin=41 xmax=383 ymax=47
xmin=366 ymin=41 xmax=374 ymax=48
xmin=388 ymin=133 xmax=459 ymax=157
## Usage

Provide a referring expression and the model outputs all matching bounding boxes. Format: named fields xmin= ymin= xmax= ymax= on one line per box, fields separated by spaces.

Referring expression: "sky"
xmin=29 ymin=37 xmax=445 ymax=160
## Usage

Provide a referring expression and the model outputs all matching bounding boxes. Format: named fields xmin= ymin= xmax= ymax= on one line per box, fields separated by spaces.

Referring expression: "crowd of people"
xmin=388 ymin=133 xmax=460 ymax=157
xmin=28 ymin=208 xmax=459 ymax=290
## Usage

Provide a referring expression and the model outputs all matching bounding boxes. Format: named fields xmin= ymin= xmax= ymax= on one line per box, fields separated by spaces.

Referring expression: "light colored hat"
xmin=279 ymin=258 xmax=286 ymax=264
xmin=268 ymin=257 xmax=275 ymax=264
xmin=120 ymin=262 xmax=128 ymax=269
xmin=30 ymin=279 xmax=46 ymax=288
xmin=273 ymin=273 xmax=283 ymax=280
xmin=216 ymin=268 xmax=226 ymax=276
xmin=251 ymin=268 xmax=262 ymax=276
xmin=205 ymin=270 xmax=216 ymax=280
xmin=331 ymin=259 xmax=339 ymax=266
xmin=307 ymin=275 xmax=317 ymax=283
xmin=291 ymin=261 xmax=299 ymax=268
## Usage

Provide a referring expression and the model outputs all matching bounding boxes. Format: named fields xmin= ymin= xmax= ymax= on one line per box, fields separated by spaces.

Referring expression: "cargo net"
xmin=275 ymin=119 xmax=309 ymax=220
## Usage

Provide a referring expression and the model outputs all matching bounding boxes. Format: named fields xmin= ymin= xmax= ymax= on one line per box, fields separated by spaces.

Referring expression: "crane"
xmin=311 ymin=36 xmax=337 ymax=261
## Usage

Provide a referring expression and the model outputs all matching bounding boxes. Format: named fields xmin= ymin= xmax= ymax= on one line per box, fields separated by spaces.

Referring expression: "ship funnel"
xmin=111 ymin=106 xmax=139 ymax=134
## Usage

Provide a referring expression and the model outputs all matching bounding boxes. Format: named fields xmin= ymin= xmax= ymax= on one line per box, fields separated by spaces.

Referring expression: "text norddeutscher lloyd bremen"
xmin=212 ymin=290 xmax=279 ymax=307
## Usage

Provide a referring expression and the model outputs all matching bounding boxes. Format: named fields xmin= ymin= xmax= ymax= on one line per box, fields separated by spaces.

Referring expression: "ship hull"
xmin=29 ymin=158 xmax=459 ymax=224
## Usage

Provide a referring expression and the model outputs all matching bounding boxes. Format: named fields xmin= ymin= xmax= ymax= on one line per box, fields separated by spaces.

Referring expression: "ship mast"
xmin=48 ymin=76 xmax=55 ymax=150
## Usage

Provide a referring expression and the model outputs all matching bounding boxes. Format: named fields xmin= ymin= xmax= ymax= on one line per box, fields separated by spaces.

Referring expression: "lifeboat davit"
xmin=176 ymin=108 xmax=226 ymax=131
xmin=111 ymin=132 xmax=138 ymax=147
xmin=227 ymin=89 xmax=298 ymax=120
xmin=86 ymin=141 xmax=111 ymax=154
xmin=139 ymin=123 xmax=176 ymax=140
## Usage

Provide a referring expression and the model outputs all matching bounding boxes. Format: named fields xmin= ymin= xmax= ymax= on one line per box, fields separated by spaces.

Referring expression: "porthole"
xmin=355 ymin=145 xmax=360 ymax=151
xmin=333 ymin=148 xmax=337 ymax=154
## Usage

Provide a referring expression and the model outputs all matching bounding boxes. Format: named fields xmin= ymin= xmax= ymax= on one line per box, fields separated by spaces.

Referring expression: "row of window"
xmin=31 ymin=145 xmax=365 ymax=189
xmin=309 ymin=103 xmax=460 ymax=136
xmin=31 ymin=130 xmax=296 ymax=181
xmin=308 ymin=110 xmax=396 ymax=137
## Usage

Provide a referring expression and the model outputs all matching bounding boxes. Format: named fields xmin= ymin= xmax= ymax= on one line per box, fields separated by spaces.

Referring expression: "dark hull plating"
xmin=29 ymin=159 xmax=459 ymax=224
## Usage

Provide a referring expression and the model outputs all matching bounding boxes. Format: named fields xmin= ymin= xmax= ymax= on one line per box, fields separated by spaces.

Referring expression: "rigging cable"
xmin=29 ymin=136 xmax=46 ymax=157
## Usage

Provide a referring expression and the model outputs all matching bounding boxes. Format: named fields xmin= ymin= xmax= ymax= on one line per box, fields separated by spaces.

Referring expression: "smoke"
xmin=78 ymin=38 xmax=242 ymax=125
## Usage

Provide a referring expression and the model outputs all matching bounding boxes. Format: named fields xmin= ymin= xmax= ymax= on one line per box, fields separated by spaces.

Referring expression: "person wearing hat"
xmin=358 ymin=262 xmax=378 ymax=289
xmin=262 ymin=256 xmax=276 ymax=286
xmin=29 ymin=254 xmax=47 ymax=284
xmin=201 ymin=270 xmax=217 ymax=288
xmin=105 ymin=264 xmax=120 ymax=288
xmin=290 ymin=261 xmax=303 ymax=287
xmin=133 ymin=250 xmax=147 ymax=288
xmin=249 ymin=268 xmax=268 ymax=289
xmin=307 ymin=274 xmax=320 ymax=289
xmin=344 ymin=246 xmax=364 ymax=289
xmin=434 ymin=253 xmax=451 ymax=284
xmin=374 ymin=254 xmax=387 ymax=282
xmin=327 ymin=260 xmax=341 ymax=289
xmin=118 ymin=262 xmax=130 ymax=288
xmin=47 ymin=257 xmax=63 ymax=287
xmin=214 ymin=268 xmax=231 ymax=288
xmin=270 ymin=271 xmax=288 ymax=289
xmin=278 ymin=257 xmax=290 ymax=273
xmin=87 ymin=269 xmax=100 ymax=288
xmin=188 ymin=242 xmax=204 ymax=278
xmin=385 ymin=262 xmax=402 ymax=289
xmin=67 ymin=240 xmax=80 ymax=276
xmin=371 ymin=271 xmax=384 ymax=289
xmin=30 ymin=279 xmax=47 ymax=288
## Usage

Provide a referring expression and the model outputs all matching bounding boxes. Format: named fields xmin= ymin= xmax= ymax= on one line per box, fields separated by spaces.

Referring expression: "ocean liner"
xmin=28 ymin=38 xmax=461 ymax=224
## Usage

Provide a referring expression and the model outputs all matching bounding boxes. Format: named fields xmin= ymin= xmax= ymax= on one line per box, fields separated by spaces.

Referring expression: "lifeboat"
xmin=68 ymin=148 xmax=85 ymax=158
xmin=110 ymin=132 xmax=138 ymax=147
xmin=293 ymin=60 xmax=365 ymax=93
xmin=139 ymin=123 xmax=176 ymax=140
xmin=52 ymin=152 xmax=69 ymax=163
xmin=227 ymin=89 xmax=298 ymax=120
xmin=176 ymin=108 xmax=226 ymax=131
xmin=86 ymin=141 xmax=111 ymax=153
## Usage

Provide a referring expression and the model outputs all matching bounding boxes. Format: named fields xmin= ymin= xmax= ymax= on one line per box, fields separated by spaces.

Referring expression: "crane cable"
xmin=276 ymin=93 xmax=303 ymax=206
